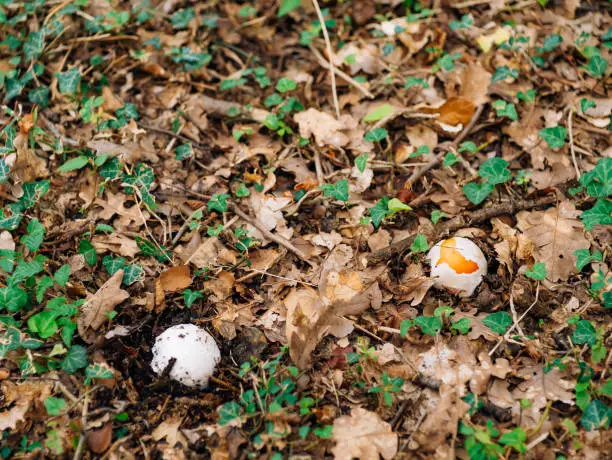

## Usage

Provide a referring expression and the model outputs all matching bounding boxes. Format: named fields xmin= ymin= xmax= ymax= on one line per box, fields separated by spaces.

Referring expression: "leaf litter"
xmin=0 ymin=0 xmax=610 ymax=459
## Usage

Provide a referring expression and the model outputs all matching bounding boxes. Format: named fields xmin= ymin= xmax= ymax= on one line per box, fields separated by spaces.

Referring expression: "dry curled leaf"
xmin=158 ymin=265 xmax=192 ymax=293
xmin=516 ymin=201 xmax=589 ymax=282
xmin=78 ymin=270 xmax=129 ymax=343
xmin=331 ymin=407 xmax=398 ymax=460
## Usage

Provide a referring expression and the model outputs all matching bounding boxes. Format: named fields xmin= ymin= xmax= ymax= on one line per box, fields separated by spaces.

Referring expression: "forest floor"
xmin=0 ymin=0 xmax=611 ymax=458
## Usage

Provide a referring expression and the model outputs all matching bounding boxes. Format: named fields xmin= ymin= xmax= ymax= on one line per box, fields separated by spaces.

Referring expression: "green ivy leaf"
xmin=28 ymin=311 xmax=59 ymax=339
xmin=218 ymin=401 xmax=242 ymax=425
xmin=363 ymin=104 xmax=395 ymax=122
xmin=175 ymin=143 xmax=192 ymax=160
xmin=369 ymin=197 xmax=392 ymax=228
xmin=493 ymin=99 xmax=518 ymax=121
xmin=400 ymin=319 xmax=413 ymax=337
xmin=581 ymin=199 xmax=612 ymax=230
xmin=21 ymin=218 xmax=45 ymax=252
xmin=56 ymin=67 xmax=82 ymax=95
xmin=387 ymin=198 xmax=411 ymax=213
xmin=572 ymin=320 xmax=597 ymax=346
xmin=525 ymin=262 xmax=547 ymax=280
xmin=313 ymin=425 xmax=333 ymax=439
xmin=19 ymin=180 xmax=50 ymax=210
xmin=23 ymin=31 xmax=44 ymax=60
xmin=58 ymin=155 xmax=89 ymax=172
xmin=28 ymin=86 xmax=50 ymax=107
xmin=79 ymin=240 xmax=97 ymax=266
xmin=451 ymin=317 xmax=471 ymax=334
xmin=102 ymin=256 xmax=126 ymax=275
xmin=84 ymin=363 xmax=114 ymax=385
xmin=536 ymin=34 xmax=562 ymax=53
xmin=579 ymin=158 xmax=612 ymax=198
xmin=123 ymin=264 xmax=143 ymax=285
xmin=458 ymin=141 xmax=477 ymax=153
xmin=574 ymin=249 xmax=603 ymax=271
xmin=54 ymin=264 xmax=71 ymax=286
xmin=183 ymin=289 xmax=204 ymax=308
xmin=581 ymin=400 xmax=611 ymax=431
xmin=320 ymin=180 xmax=349 ymax=202
xmin=499 ymin=428 xmax=527 ymax=453
xmin=36 ymin=276 xmax=54 ymax=303
xmin=581 ymin=98 xmax=596 ymax=113
xmin=364 ymin=128 xmax=388 ymax=142
xmin=276 ymin=77 xmax=297 ymax=93
xmin=431 ymin=209 xmax=447 ymax=224
xmin=479 ymin=158 xmax=512 ymax=185
xmin=9 ymin=255 xmax=46 ymax=285
xmin=410 ymin=234 xmax=429 ymax=253
xmin=235 ymin=183 xmax=250 ymax=198
xmin=169 ymin=8 xmax=194 ymax=29
xmin=355 ymin=154 xmax=368 ymax=173
xmin=208 ymin=193 xmax=230 ymax=213
xmin=405 ymin=77 xmax=429 ymax=88
xmin=44 ymin=397 xmax=66 ymax=416
xmin=0 ymin=159 xmax=9 ymax=185
xmin=414 ymin=316 xmax=442 ymax=335
xmin=482 ymin=311 xmax=512 ymax=334
xmin=278 ymin=0 xmax=301 ymax=17
xmin=463 ymin=182 xmax=494 ymax=205
xmin=539 ymin=126 xmax=567 ymax=149
xmin=60 ymin=345 xmax=88 ymax=374
xmin=443 ymin=152 xmax=459 ymax=167
xmin=0 ymin=286 xmax=27 ymax=312
xmin=584 ymin=55 xmax=607 ymax=78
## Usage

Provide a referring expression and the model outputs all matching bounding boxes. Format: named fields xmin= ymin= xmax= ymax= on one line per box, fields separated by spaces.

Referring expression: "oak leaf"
xmin=516 ymin=201 xmax=589 ymax=281
xmin=331 ymin=408 xmax=398 ymax=460
xmin=78 ymin=270 xmax=129 ymax=343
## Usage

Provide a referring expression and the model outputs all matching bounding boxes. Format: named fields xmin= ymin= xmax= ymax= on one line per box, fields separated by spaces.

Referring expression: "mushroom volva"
xmin=427 ymin=237 xmax=487 ymax=297
xmin=151 ymin=324 xmax=220 ymax=388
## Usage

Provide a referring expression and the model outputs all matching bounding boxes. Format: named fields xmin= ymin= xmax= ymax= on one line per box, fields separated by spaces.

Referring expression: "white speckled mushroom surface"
xmin=151 ymin=323 xmax=221 ymax=388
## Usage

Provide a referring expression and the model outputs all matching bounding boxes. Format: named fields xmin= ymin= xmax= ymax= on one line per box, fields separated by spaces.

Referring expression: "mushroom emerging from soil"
xmin=427 ymin=236 xmax=488 ymax=297
xmin=151 ymin=324 xmax=220 ymax=388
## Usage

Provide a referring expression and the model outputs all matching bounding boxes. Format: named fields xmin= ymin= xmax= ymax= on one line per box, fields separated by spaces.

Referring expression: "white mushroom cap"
xmin=151 ymin=324 xmax=220 ymax=388
xmin=427 ymin=237 xmax=488 ymax=297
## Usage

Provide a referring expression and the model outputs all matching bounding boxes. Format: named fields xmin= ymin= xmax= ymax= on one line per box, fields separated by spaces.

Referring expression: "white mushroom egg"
xmin=427 ymin=237 xmax=487 ymax=297
xmin=151 ymin=324 xmax=220 ymax=388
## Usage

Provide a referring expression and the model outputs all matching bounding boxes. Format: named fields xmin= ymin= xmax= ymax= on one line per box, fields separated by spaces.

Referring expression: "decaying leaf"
xmin=285 ymin=270 xmax=381 ymax=368
xmin=158 ymin=265 xmax=192 ymax=293
xmin=152 ymin=417 xmax=187 ymax=447
xmin=516 ymin=201 xmax=589 ymax=282
xmin=78 ymin=270 xmax=129 ymax=343
xmin=331 ymin=407 xmax=398 ymax=460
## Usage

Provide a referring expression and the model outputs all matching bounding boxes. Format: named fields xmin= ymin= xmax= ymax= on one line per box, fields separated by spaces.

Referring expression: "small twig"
xmin=73 ymin=395 xmax=89 ymax=460
xmin=367 ymin=194 xmax=557 ymax=265
xmin=139 ymin=124 xmax=209 ymax=151
xmin=489 ymin=284 xmax=540 ymax=356
xmin=407 ymin=105 xmax=484 ymax=185
xmin=568 ymin=109 xmax=580 ymax=179
xmin=312 ymin=0 xmax=340 ymax=118
xmin=314 ymin=151 xmax=324 ymax=185
xmin=508 ymin=294 xmax=525 ymax=337
xmin=308 ymin=45 xmax=374 ymax=99
xmin=231 ymin=203 xmax=314 ymax=266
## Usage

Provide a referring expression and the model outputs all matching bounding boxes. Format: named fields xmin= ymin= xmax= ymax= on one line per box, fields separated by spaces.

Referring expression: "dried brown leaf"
xmin=78 ymin=270 xmax=129 ymax=343
xmin=331 ymin=407 xmax=398 ymax=460
xmin=516 ymin=201 xmax=589 ymax=282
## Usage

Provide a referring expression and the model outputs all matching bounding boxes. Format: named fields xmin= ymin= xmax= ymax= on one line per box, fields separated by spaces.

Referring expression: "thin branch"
xmin=312 ymin=0 xmax=340 ymax=118
xmin=309 ymin=45 xmax=375 ymax=99
xmin=568 ymin=109 xmax=580 ymax=180
xmin=489 ymin=284 xmax=540 ymax=356
xmin=407 ymin=104 xmax=485 ymax=185
xmin=231 ymin=203 xmax=315 ymax=267
xmin=367 ymin=194 xmax=557 ymax=265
